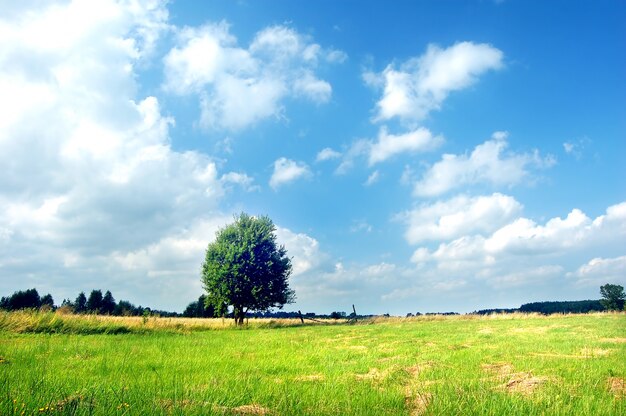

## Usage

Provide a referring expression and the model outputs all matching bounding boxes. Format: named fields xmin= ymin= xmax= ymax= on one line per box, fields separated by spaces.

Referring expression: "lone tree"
xmin=600 ymin=284 xmax=625 ymax=311
xmin=202 ymin=213 xmax=295 ymax=325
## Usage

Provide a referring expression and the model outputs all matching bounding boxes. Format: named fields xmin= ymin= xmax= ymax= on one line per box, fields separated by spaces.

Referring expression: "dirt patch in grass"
xmin=608 ymin=377 xmax=625 ymax=398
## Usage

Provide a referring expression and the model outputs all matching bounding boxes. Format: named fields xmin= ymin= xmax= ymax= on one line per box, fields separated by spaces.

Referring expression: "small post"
xmin=298 ymin=310 xmax=304 ymax=324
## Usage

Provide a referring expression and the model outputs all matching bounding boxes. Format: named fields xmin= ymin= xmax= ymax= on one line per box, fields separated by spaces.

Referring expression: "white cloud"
xmin=368 ymin=126 xmax=444 ymax=165
xmin=335 ymin=126 xmax=442 ymax=174
xmin=364 ymin=170 xmax=380 ymax=186
xmin=275 ymin=227 xmax=331 ymax=277
xmin=562 ymin=137 xmax=590 ymax=160
xmin=163 ymin=23 xmax=343 ymax=130
xmin=293 ymin=71 xmax=332 ymax=103
xmin=0 ymin=0 xmax=260 ymax=311
xmin=269 ymin=158 xmax=312 ymax=189
xmin=414 ymin=131 xmax=555 ymax=197
xmin=567 ymin=256 xmax=626 ymax=287
xmin=366 ymin=41 xmax=503 ymax=123
xmin=350 ymin=220 xmax=372 ymax=233
xmin=402 ymin=193 xmax=523 ymax=244
xmin=316 ymin=147 xmax=342 ymax=162
xmin=220 ymin=171 xmax=258 ymax=192
xmin=411 ymin=201 xmax=626 ymax=272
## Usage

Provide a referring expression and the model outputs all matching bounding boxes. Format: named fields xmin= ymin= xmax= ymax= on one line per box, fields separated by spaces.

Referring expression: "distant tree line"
xmin=3 ymin=284 xmax=624 ymax=317
xmin=0 ymin=288 xmax=54 ymax=311
xmin=0 ymin=288 xmax=179 ymax=317
xmin=474 ymin=300 xmax=610 ymax=315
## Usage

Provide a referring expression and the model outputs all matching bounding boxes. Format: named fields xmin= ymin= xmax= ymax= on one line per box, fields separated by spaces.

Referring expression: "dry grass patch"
xmin=481 ymin=362 xmax=514 ymax=379
xmin=404 ymin=386 xmax=432 ymax=416
xmin=210 ymin=404 xmax=272 ymax=415
xmin=231 ymin=404 xmax=272 ymax=415
xmin=405 ymin=362 xmax=433 ymax=378
xmin=600 ymin=337 xmax=626 ymax=343
xmin=482 ymin=362 xmax=547 ymax=395
xmin=608 ymin=377 xmax=625 ymax=398
xmin=510 ymin=326 xmax=549 ymax=335
xmin=478 ymin=327 xmax=494 ymax=334
xmin=377 ymin=355 xmax=402 ymax=363
xmin=343 ymin=345 xmax=367 ymax=351
xmin=580 ymin=347 xmax=612 ymax=357
xmin=503 ymin=373 xmax=547 ymax=396
xmin=355 ymin=367 xmax=385 ymax=381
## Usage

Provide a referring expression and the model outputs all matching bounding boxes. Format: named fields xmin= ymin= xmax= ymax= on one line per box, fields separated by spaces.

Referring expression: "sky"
xmin=0 ymin=0 xmax=624 ymax=315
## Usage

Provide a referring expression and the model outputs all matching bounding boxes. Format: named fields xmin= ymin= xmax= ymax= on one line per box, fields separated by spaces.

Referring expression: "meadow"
xmin=0 ymin=311 xmax=624 ymax=415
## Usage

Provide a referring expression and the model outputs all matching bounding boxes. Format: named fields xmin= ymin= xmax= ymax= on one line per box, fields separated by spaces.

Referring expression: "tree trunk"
xmin=234 ymin=306 xmax=245 ymax=326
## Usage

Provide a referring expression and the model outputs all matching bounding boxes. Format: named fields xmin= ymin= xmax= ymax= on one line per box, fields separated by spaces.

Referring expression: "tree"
xmin=1 ymin=288 xmax=41 ymax=310
xmin=600 ymin=284 xmax=625 ymax=311
xmin=86 ymin=290 xmax=103 ymax=314
xmin=101 ymin=290 xmax=116 ymax=315
xmin=74 ymin=292 xmax=87 ymax=314
xmin=114 ymin=300 xmax=138 ymax=316
xmin=183 ymin=294 xmax=216 ymax=318
xmin=201 ymin=213 xmax=294 ymax=325
xmin=40 ymin=294 xmax=54 ymax=310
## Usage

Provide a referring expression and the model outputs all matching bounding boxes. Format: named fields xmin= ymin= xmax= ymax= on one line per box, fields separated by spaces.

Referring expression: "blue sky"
xmin=0 ymin=0 xmax=624 ymax=314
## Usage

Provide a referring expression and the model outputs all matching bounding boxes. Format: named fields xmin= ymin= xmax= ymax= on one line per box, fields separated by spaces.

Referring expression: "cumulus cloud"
xmin=365 ymin=41 xmax=503 ymax=123
xmin=368 ymin=126 xmax=444 ymax=165
xmin=163 ymin=23 xmax=343 ymax=130
xmin=334 ymin=126 xmax=442 ymax=174
xmin=414 ymin=132 xmax=555 ymax=197
xmin=315 ymin=147 xmax=342 ymax=162
xmin=401 ymin=193 xmax=523 ymax=244
xmin=567 ymin=256 xmax=626 ymax=287
xmin=269 ymin=158 xmax=312 ymax=189
xmin=410 ymin=201 xmax=626 ymax=275
xmin=275 ymin=227 xmax=331 ymax=277
xmin=0 ymin=0 xmax=258 ymax=311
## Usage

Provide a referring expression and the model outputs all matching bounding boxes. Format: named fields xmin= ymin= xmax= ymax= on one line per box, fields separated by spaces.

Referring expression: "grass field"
xmin=1 ymin=312 xmax=624 ymax=415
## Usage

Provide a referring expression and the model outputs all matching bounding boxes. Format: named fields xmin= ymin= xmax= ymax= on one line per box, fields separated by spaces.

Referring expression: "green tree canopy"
xmin=600 ymin=284 xmax=625 ymax=311
xmin=101 ymin=290 xmax=116 ymax=315
xmin=202 ymin=213 xmax=295 ymax=325
xmin=183 ymin=294 xmax=216 ymax=318
xmin=74 ymin=292 xmax=87 ymax=314
xmin=86 ymin=290 xmax=103 ymax=313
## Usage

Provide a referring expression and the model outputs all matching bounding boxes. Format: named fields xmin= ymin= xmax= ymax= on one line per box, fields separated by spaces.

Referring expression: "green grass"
xmin=1 ymin=312 xmax=624 ymax=415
